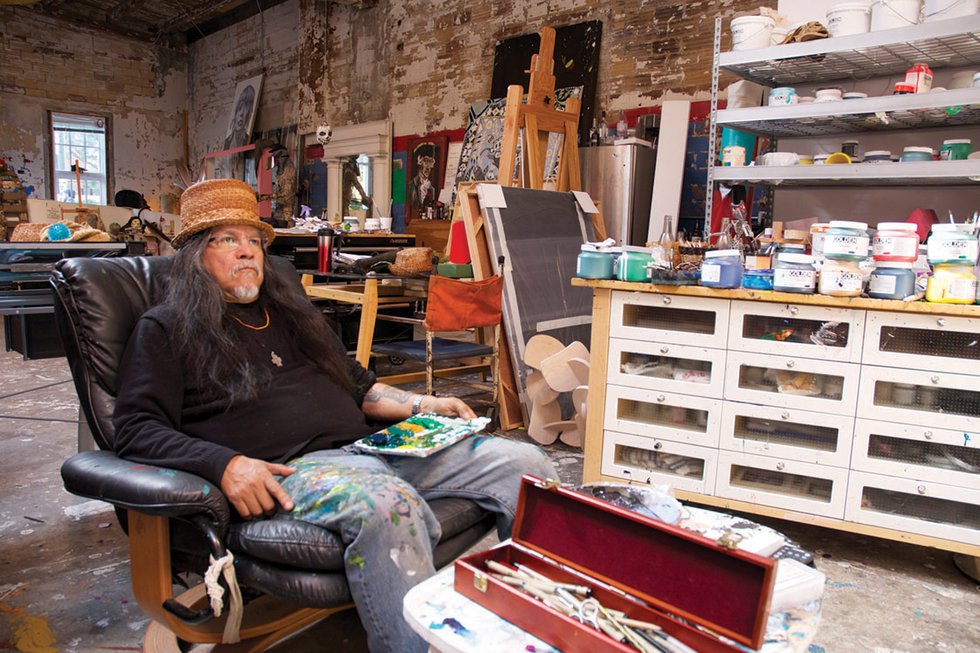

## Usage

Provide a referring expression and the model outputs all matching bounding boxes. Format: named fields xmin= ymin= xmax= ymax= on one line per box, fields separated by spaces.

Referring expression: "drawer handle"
xmin=657 ymin=394 xmax=666 ymax=402
xmin=917 ymin=484 xmax=926 ymax=495
xmin=776 ymin=462 xmax=785 ymax=471
xmin=660 ymin=346 xmax=669 ymax=354
xmin=653 ymin=441 xmax=663 ymax=450
xmin=789 ymin=306 xmax=799 ymax=315
xmin=786 ymin=360 xmax=796 ymax=369
xmin=936 ymin=318 xmax=946 ymax=328
xmin=923 ymin=430 xmax=933 ymax=440
xmin=781 ymin=411 xmax=790 ymax=420
xmin=930 ymin=375 xmax=940 ymax=384
xmin=662 ymin=296 xmax=672 ymax=305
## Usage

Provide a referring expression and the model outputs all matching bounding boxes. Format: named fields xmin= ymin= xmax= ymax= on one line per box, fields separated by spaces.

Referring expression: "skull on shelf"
xmin=316 ymin=123 xmax=332 ymax=146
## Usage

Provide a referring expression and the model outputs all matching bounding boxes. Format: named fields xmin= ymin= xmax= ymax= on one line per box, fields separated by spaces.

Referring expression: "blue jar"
xmin=823 ymin=221 xmax=870 ymax=261
xmin=868 ymin=262 xmax=916 ymax=300
xmin=700 ymin=249 xmax=742 ymax=289
xmin=742 ymin=269 xmax=774 ymax=290
xmin=576 ymin=245 xmax=615 ymax=279
xmin=773 ymin=253 xmax=816 ymax=294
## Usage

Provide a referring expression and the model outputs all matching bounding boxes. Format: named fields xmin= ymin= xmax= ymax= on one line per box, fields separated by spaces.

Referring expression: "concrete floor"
xmin=1 ymin=326 xmax=979 ymax=653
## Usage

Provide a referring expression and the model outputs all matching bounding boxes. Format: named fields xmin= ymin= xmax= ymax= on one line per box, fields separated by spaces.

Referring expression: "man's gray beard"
xmin=231 ymin=284 xmax=260 ymax=302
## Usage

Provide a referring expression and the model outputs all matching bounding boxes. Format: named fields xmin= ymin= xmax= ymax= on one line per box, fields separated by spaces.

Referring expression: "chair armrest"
xmin=61 ymin=450 xmax=231 ymax=529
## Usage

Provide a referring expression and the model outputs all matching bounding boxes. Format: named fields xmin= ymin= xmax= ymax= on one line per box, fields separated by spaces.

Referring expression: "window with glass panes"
xmin=51 ymin=113 xmax=108 ymax=205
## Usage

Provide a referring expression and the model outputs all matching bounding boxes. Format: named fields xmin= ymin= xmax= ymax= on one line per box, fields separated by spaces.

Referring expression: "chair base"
xmin=142 ymin=583 xmax=349 ymax=653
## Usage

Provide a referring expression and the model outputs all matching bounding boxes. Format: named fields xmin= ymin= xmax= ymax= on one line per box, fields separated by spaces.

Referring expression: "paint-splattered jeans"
xmin=276 ymin=435 xmax=557 ymax=653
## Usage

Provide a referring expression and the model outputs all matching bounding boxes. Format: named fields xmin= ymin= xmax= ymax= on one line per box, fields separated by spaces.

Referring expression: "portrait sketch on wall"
xmin=406 ymin=135 xmax=448 ymax=225
xmin=223 ymin=75 xmax=264 ymax=151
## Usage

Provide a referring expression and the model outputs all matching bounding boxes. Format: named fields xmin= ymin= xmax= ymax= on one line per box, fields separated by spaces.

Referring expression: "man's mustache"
xmin=231 ymin=262 xmax=260 ymax=275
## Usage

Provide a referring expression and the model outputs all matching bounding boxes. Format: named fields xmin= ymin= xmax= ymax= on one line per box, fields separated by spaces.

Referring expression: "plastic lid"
xmin=942 ymin=139 xmax=972 ymax=145
xmin=893 ymin=83 xmax=915 ymax=92
xmin=622 ymin=245 xmax=652 ymax=253
xmin=829 ymin=220 xmax=869 ymax=230
xmin=705 ymin=249 xmax=741 ymax=259
xmin=931 ymin=223 xmax=969 ymax=232
xmin=865 ymin=150 xmax=891 ymax=157
xmin=779 ymin=253 xmax=814 ymax=264
xmin=903 ymin=146 xmax=934 ymax=153
xmin=876 ymin=222 xmax=918 ymax=231
xmin=874 ymin=261 xmax=914 ymax=269
xmin=829 ymin=3 xmax=871 ymax=11
xmin=810 ymin=223 xmax=831 ymax=231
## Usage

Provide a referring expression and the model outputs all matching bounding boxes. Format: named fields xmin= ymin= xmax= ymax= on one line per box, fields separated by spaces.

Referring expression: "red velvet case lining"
xmin=511 ymin=477 xmax=775 ymax=647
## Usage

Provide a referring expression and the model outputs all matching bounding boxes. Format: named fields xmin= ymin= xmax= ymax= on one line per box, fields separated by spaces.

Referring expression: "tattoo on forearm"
xmin=364 ymin=384 xmax=414 ymax=405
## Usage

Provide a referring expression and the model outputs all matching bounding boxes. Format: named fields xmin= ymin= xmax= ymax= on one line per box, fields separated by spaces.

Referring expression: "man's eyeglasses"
xmin=208 ymin=234 xmax=266 ymax=251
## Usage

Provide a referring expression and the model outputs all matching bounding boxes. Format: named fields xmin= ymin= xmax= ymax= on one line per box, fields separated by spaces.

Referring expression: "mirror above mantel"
xmin=304 ymin=119 xmax=391 ymax=223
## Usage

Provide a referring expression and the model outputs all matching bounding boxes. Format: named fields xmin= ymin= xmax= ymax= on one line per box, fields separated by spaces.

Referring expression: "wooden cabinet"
xmin=577 ymin=279 xmax=980 ymax=556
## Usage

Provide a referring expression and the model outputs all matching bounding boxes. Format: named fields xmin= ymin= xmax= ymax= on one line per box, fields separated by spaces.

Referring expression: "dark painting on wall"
xmin=406 ymin=135 xmax=448 ymax=225
xmin=490 ymin=21 xmax=602 ymax=147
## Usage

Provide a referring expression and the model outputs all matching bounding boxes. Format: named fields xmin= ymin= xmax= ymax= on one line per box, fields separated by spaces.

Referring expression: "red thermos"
xmin=317 ymin=227 xmax=335 ymax=274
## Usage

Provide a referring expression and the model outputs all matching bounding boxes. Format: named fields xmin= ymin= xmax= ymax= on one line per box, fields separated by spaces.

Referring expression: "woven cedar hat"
xmin=389 ymin=246 xmax=435 ymax=276
xmin=172 ymin=178 xmax=275 ymax=248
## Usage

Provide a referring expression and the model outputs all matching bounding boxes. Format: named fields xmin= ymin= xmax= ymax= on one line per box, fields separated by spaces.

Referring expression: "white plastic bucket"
xmin=871 ymin=0 xmax=922 ymax=29
xmin=731 ymin=15 xmax=775 ymax=50
xmin=826 ymin=2 xmax=872 ymax=36
xmin=923 ymin=0 xmax=979 ymax=21
xmin=771 ymin=25 xmax=789 ymax=45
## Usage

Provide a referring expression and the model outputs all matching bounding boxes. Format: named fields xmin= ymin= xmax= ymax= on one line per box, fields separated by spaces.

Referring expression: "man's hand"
xmin=220 ymin=455 xmax=296 ymax=519
xmin=421 ymin=395 xmax=476 ymax=419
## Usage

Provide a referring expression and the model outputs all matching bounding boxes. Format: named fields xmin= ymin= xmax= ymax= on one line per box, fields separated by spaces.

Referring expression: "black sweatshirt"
xmin=111 ymin=301 xmax=377 ymax=488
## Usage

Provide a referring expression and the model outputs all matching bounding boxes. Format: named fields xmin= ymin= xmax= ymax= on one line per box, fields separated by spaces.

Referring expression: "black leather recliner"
xmin=53 ymin=255 xmax=495 ymax=651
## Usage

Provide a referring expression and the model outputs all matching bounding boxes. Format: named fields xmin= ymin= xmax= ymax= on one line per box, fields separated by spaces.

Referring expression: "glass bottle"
xmin=617 ymin=111 xmax=628 ymax=141
xmin=651 ymin=215 xmax=675 ymax=269
xmin=598 ymin=111 xmax=609 ymax=144
xmin=589 ymin=117 xmax=600 ymax=147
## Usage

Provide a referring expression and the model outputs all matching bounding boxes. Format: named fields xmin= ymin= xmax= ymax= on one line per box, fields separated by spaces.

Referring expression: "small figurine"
xmin=316 ymin=123 xmax=332 ymax=146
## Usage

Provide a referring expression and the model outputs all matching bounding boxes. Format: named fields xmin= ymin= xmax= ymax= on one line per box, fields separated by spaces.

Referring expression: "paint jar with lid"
xmin=823 ymin=221 xmax=870 ymax=260
xmin=873 ymin=222 xmax=920 ymax=263
xmin=819 ymin=259 xmax=865 ymax=296
xmin=868 ymin=262 xmax=917 ymax=299
xmin=742 ymin=269 xmax=774 ymax=290
xmin=926 ymin=264 xmax=977 ymax=304
xmin=617 ymin=246 xmax=653 ymax=282
xmin=700 ymin=249 xmax=743 ymax=289
xmin=577 ymin=245 xmax=615 ymax=279
xmin=927 ymin=224 xmax=979 ymax=265
xmin=904 ymin=62 xmax=933 ymax=93
xmin=774 ymin=253 xmax=817 ymax=294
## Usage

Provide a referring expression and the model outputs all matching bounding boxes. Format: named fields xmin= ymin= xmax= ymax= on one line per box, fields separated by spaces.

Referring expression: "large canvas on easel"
xmin=477 ymin=185 xmax=595 ymax=416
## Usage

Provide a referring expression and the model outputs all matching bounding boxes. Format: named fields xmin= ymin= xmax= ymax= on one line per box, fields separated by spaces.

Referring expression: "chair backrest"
xmin=51 ymin=256 xmax=174 ymax=450
xmin=423 ymin=274 xmax=503 ymax=332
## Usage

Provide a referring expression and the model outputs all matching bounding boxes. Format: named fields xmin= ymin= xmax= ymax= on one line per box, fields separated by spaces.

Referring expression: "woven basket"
xmin=389 ymin=247 xmax=435 ymax=276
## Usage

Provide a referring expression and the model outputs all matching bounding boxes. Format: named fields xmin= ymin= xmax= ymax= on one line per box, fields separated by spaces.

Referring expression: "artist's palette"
xmin=353 ymin=413 xmax=491 ymax=457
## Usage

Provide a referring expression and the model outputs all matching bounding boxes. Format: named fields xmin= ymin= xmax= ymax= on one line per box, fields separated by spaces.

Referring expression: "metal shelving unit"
xmin=713 ymin=160 xmax=980 ymax=186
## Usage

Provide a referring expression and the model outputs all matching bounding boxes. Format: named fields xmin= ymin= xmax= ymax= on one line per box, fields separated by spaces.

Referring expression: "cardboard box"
xmin=455 ymin=476 xmax=776 ymax=652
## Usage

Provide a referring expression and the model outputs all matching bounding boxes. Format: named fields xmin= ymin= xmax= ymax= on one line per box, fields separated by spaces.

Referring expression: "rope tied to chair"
xmin=204 ymin=551 xmax=244 ymax=643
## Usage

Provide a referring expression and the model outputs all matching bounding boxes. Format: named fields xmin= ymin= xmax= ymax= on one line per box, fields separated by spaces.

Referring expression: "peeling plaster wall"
xmin=0 ymin=7 xmax=187 ymax=209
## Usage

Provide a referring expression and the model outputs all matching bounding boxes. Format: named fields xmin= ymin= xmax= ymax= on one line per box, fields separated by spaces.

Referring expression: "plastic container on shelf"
xmin=873 ymin=222 xmax=920 ymax=262
xmin=926 ymin=264 xmax=977 ymax=303
xmin=869 ymin=262 xmax=917 ymax=299
xmin=823 ymin=221 xmax=871 ymax=260
xmin=730 ymin=15 xmax=776 ymax=50
xmin=864 ymin=150 xmax=893 ymax=162
xmin=819 ymin=259 xmax=866 ymax=296
xmin=904 ymin=63 xmax=934 ymax=93
xmin=700 ymin=249 xmax=743 ymax=288
xmin=939 ymin=139 xmax=972 ymax=160
xmin=900 ymin=146 xmax=935 ymax=162
xmin=871 ymin=0 xmax=923 ymax=30
xmin=927 ymin=224 xmax=979 ymax=265
xmin=617 ymin=246 xmax=653 ymax=282
xmin=923 ymin=0 xmax=979 ymax=22
xmin=810 ymin=223 xmax=831 ymax=256
xmin=827 ymin=2 xmax=873 ymax=36
xmin=577 ymin=245 xmax=615 ymax=279
xmin=773 ymin=253 xmax=817 ymax=294
xmin=742 ymin=269 xmax=774 ymax=290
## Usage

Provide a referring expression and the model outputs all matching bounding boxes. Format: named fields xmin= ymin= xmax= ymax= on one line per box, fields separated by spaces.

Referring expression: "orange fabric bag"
xmin=424 ymin=275 xmax=503 ymax=331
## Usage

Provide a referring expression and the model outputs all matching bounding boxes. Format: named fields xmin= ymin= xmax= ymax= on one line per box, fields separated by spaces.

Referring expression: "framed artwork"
xmin=405 ymin=135 xmax=448 ymax=225
xmin=223 ymin=74 xmax=263 ymax=151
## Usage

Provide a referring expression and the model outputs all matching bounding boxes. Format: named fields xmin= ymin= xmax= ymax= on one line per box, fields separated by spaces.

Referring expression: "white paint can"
xmin=923 ymin=0 xmax=979 ymax=21
xmin=826 ymin=2 xmax=872 ymax=37
xmin=871 ymin=0 xmax=922 ymax=30
xmin=730 ymin=15 xmax=775 ymax=50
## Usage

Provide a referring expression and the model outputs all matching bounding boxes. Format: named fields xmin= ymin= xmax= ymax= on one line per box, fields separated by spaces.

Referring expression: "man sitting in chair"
xmin=112 ymin=178 xmax=557 ymax=653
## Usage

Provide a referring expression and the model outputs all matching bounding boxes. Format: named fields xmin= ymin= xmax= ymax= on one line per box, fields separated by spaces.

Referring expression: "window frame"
xmin=48 ymin=111 xmax=113 ymax=205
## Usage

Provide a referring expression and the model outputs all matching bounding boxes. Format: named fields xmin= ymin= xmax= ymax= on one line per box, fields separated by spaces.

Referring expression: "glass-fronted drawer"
xmin=719 ymin=402 xmax=854 ymax=467
xmin=724 ymin=351 xmax=860 ymax=414
xmin=606 ymin=338 xmax=727 ymax=399
xmin=610 ymin=291 xmax=730 ymax=349
xmin=601 ymin=430 xmax=717 ymax=494
xmin=856 ymin=365 xmax=980 ymax=434
xmin=845 ymin=471 xmax=980 ymax=547
xmin=603 ymin=384 xmax=722 ymax=447
xmin=715 ymin=451 xmax=848 ymax=519
xmin=863 ymin=311 xmax=980 ymax=375
xmin=852 ymin=419 xmax=980 ymax=487
xmin=729 ymin=300 xmax=864 ymax=363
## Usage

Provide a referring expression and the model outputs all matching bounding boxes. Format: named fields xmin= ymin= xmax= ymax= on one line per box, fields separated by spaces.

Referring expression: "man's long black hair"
xmin=164 ymin=230 xmax=355 ymax=404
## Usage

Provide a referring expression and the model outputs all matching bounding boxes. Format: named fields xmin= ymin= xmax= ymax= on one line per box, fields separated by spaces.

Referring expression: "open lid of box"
xmin=512 ymin=476 xmax=776 ymax=649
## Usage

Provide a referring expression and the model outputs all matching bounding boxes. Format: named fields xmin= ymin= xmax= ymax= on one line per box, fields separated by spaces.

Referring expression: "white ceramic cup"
xmin=364 ymin=218 xmax=381 ymax=232
xmin=379 ymin=217 xmax=393 ymax=232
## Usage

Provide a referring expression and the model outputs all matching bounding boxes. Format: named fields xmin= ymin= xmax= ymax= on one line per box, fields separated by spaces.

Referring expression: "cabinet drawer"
xmin=863 ymin=311 xmax=980 ymax=374
xmin=720 ymin=402 xmax=854 ymax=467
xmin=724 ymin=351 xmax=859 ymax=414
xmin=610 ymin=291 xmax=730 ymax=348
xmin=601 ymin=430 xmax=717 ymax=494
xmin=729 ymin=300 xmax=864 ymax=363
xmin=716 ymin=451 xmax=848 ymax=519
xmin=845 ymin=471 xmax=980 ymax=546
xmin=857 ymin=365 xmax=980 ymax=433
xmin=606 ymin=338 xmax=727 ymax=399
xmin=852 ymin=418 xmax=980 ymax=487
xmin=603 ymin=384 xmax=723 ymax=447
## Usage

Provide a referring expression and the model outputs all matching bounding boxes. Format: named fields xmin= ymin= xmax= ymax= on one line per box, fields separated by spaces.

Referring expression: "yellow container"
xmin=925 ymin=264 xmax=977 ymax=304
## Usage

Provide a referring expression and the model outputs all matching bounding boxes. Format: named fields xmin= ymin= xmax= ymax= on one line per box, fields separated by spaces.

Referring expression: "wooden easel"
xmin=60 ymin=158 xmax=101 ymax=225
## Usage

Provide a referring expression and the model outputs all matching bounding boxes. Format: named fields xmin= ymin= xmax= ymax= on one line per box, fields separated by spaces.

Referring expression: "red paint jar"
xmin=904 ymin=63 xmax=933 ymax=93
xmin=872 ymin=222 xmax=920 ymax=263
